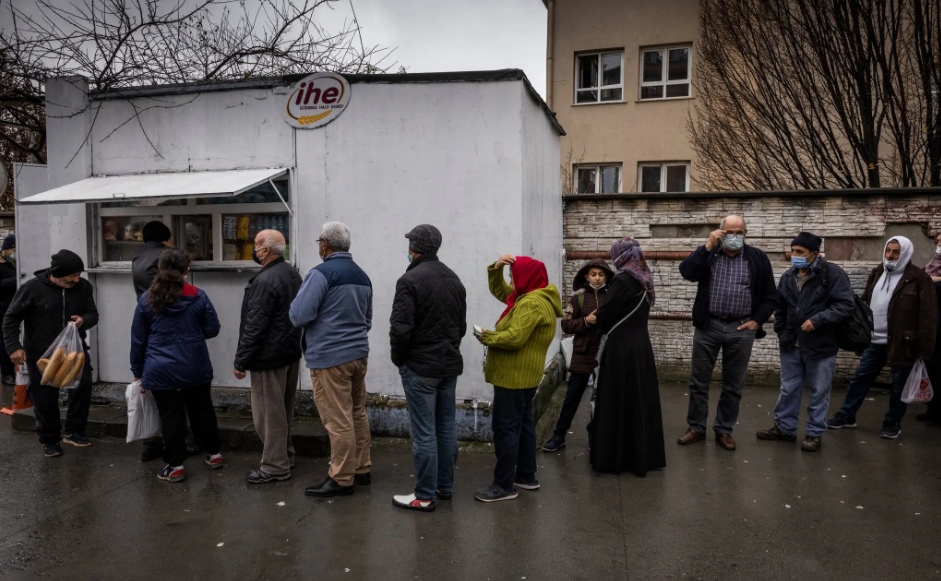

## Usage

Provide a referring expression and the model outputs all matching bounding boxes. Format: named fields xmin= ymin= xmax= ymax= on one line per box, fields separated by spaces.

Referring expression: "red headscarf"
xmin=497 ymin=256 xmax=549 ymax=324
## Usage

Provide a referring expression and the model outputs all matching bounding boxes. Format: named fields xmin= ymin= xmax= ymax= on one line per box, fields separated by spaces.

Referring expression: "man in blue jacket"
xmin=757 ymin=232 xmax=854 ymax=452
xmin=678 ymin=215 xmax=778 ymax=451
xmin=290 ymin=222 xmax=373 ymax=498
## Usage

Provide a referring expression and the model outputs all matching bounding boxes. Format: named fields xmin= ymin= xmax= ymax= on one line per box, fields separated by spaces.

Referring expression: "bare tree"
xmin=689 ymin=0 xmax=941 ymax=190
xmin=0 ymin=0 xmax=393 ymax=196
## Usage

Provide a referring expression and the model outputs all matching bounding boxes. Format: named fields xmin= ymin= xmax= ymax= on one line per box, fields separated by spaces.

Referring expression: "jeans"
xmin=151 ymin=384 xmax=221 ymax=467
xmin=687 ymin=316 xmax=756 ymax=434
xmin=553 ymin=372 xmax=591 ymax=437
xmin=492 ymin=386 xmax=537 ymax=492
xmin=26 ymin=357 xmax=93 ymax=445
xmin=837 ymin=343 xmax=911 ymax=425
xmin=399 ymin=366 xmax=458 ymax=500
xmin=775 ymin=348 xmax=837 ymax=437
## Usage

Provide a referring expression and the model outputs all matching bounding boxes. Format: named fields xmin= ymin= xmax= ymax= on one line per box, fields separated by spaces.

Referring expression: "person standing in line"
xmin=827 ymin=236 xmax=938 ymax=438
xmin=3 ymin=250 xmax=98 ymax=457
xmin=475 ymin=254 xmax=562 ymax=503
xmin=0 ymin=235 xmax=18 ymax=385
xmin=757 ymin=233 xmax=854 ymax=451
xmin=677 ymin=215 xmax=778 ymax=451
xmin=290 ymin=222 xmax=373 ymax=498
xmin=542 ymin=258 xmax=613 ymax=453
xmin=234 ymin=229 xmax=303 ymax=484
xmin=389 ymin=225 xmax=467 ymax=512
xmin=917 ymin=233 xmax=941 ymax=423
xmin=588 ymin=238 xmax=665 ymax=476
xmin=131 ymin=249 xmax=224 ymax=482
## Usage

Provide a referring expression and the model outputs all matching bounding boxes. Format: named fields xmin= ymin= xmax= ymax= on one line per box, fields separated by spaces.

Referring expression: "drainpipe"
xmin=546 ymin=0 xmax=555 ymax=110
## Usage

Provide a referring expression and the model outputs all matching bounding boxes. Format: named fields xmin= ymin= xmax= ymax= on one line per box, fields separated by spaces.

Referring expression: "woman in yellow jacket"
xmin=475 ymin=254 xmax=563 ymax=502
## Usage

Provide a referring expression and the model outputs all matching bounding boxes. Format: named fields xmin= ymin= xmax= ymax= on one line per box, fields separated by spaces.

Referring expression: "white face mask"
xmin=589 ymin=283 xmax=605 ymax=290
xmin=935 ymin=246 xmax=941 ymax=256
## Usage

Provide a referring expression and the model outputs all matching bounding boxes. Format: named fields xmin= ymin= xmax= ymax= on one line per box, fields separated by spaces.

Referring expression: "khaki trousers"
xmin=250 ymin=361 xmax=300 ymax=475
xmin=310 ymin=357 xmax=371 ymax=486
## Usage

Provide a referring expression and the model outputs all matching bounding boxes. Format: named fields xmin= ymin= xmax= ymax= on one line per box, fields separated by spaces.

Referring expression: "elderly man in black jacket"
xmin=678 ymin=215 xmax=778 ymax=451
xmin=389 ymin=224 xmax=467 ymax=512
xmin=234 ymin=229 xmax=303 ymax=484
xmin=3 ymin=250 xmax=99 ymax=458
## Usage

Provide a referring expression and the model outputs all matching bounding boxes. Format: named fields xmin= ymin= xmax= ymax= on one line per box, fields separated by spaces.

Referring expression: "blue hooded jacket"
xmin=130 ymin=283 xmax=221 ymax=389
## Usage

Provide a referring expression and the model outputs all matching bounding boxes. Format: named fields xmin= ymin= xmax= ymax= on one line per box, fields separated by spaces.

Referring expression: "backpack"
xmin=819 ymin=265 xmax=874 ymax=353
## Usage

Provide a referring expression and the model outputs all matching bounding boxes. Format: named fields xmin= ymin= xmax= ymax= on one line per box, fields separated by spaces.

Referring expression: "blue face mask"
xmin=791 ymin=256 xmax=809 ymax=269
xmin=723 ymin=233 xmax=745 ymax=252
xmin=407 ymin=253 xmax=414 ymax=263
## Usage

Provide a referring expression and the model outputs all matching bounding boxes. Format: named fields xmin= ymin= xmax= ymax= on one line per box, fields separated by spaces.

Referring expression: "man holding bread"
xmin=2 ymin=250 xmax=99 ymax=458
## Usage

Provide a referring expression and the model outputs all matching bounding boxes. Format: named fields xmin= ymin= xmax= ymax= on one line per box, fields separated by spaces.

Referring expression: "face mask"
xmin=589 ymin=283 xmax=605 ymax=290
xmin=791 ymin=256 xmax=808 ymax=269
xmin=723 ymin=233 xmax=744 ymax=252
xmin=7 ymin=252 xmax=15 ymax=263
xmin=407 ymin=253 xmax=414 ymax=263
xmin=251 ymin=247 xmax=265 ymax=265
xmin=935 ymin=246 xmax=941 ymax=256
xmin=885 ymin=258 xmax=899 ymax=272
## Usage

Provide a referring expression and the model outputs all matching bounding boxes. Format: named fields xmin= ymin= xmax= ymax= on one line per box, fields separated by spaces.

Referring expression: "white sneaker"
xmin=392 ymin=493 xmax=436 ymax=512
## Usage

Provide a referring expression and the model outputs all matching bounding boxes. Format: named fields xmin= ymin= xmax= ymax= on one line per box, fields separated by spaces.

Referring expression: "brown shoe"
xmin=677 ymin=429 xmax=706 ymax=445
xmin=715 ymin=432 xmax=736 ymax=451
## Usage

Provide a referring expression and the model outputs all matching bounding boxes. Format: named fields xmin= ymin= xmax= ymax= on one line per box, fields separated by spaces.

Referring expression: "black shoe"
xmin=2 ymin=375 xmax=15 ymax=386
xmin=140 ymin=446 xmax=164 ymax=462
xmin=305 ymin=477 xmax=355 ymax=497
xmin=63 ymin=433 xmax=91 ymax=447
xmin=916 ymin=411 xmax=941 ymax=422
xmin=247 ymin=469 xmax=292 ymax=484
xmin=541 ymin=435 xmax=566 ymax=452
xmin=436 ymin=489 xmax=453 ymax=500
xmin=474 ymin=484 xmax=518 ymax=503
xmin=880 ymin=422 xmax=901 ymax=439
xmin=514 ymin=477 xmax=540 ymax=491
xmin=826 ymin=414 xmax=857 ymax=429
xmin=756 ymin=424 xmax=797 ymax=442
xmin=185 ymin=440 xmax=202 ymax=457
xmin=801 ymin=436 xmax=822 ymax=452
xmin=354 ymin=472 xmax=371 ymax=486
xmin=43 ymin=443 xmax=63 ymax=458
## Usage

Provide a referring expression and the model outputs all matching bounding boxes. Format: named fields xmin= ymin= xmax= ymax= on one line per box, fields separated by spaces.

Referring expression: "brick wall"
xmin=563 ymin=192 xmax=941 ymax=385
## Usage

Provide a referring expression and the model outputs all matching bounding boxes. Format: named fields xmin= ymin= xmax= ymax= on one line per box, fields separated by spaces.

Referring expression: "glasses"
xmin=316 ymin=238 xmax=326 ymax=243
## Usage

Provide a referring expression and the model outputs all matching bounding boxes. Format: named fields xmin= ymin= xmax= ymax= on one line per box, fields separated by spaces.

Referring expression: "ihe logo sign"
xmin=283 ymin=72 xmax=351 ymax=129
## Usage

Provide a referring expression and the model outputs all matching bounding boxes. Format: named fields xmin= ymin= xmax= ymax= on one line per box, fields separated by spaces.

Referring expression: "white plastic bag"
xmin=37 ymin=322 xmax=85 ymax=389
xmin=126 ymin=380 xmax=161 ymax=443
xmin=901 ymin=360 xmax=934 ymax=404
xmin=561 ymin=336 xmax=574 ymax=369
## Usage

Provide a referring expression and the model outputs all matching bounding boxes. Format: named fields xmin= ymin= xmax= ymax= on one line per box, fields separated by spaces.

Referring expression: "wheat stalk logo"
xmin=298 ymin=110 xmax=332 ymax=125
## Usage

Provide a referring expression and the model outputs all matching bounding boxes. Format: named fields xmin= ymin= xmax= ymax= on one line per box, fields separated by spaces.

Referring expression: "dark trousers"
xmin=837 ymin=343 xmax=912 ymax=426
xmin=0 ymin=324 xmax=14 ymax=379
xmin=151 ymin=385 xmax=220 ymax=467
xmin=492 ymin=386 xmax=537 ymax=492
xmin=26 ymin=358 xmax=93 ymax=445
xmin=553 ymin=372 xmax=591 ymax=437
xmin=687 ymin=316 xmax=756 ymax=434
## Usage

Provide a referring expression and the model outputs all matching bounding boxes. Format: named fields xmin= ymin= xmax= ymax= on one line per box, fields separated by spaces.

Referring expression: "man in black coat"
xmin=389 ymin=224 xmax=467 ymax=512
xmin=132 ymin=221 xmax=172 ymax=298
xmin=677 ymin=215 xmax=778 ymax=451
xmin=234 ymin=229 xmax=303 ymax=484
xmin=3 ymin=250 xmax=99 ymax=458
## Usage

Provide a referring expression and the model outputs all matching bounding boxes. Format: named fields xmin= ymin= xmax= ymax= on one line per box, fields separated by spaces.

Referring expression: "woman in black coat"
xmin=588 ymin=237 xmax=666 ymax=477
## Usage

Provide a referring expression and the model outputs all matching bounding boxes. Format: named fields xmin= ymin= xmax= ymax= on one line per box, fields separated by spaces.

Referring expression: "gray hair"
xmin=720 ymin=215 xmax=747 ymax=230
xmin=320 ymin=221 xmax=351 ymax=252
xmin=256 ymin=230 xmax=285 ymax=256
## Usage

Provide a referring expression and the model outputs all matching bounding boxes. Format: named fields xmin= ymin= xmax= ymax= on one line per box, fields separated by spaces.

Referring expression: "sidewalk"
xmin=1 ymin=382 xmax=940 ymax=580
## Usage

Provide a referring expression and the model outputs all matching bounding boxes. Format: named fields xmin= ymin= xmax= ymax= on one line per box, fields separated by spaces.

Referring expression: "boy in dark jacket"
xmin=3 ymin=250 xmax=99 ymax=458
xmin=543 ymin=258 xmax=614 ymax=452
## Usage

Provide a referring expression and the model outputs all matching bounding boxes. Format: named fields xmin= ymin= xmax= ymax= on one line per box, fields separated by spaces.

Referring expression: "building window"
xmin=640 ymin=46 xmax=691 ymax=100
xmin=575 ymin=164 xmax=622 ymax=194
xmin=639 ymin=162 xmax=690 ymax=193
xmin=575 ymin=51 xmax=623 ymax=104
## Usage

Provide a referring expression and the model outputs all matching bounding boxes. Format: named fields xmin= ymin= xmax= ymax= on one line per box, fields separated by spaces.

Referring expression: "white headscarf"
xmin=877 ymin=236 xmax=914 ymax=293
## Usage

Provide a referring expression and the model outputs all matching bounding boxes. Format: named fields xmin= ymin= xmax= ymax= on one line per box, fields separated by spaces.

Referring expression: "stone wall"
xmin=563 ymin=191 xmax=941 ymax=385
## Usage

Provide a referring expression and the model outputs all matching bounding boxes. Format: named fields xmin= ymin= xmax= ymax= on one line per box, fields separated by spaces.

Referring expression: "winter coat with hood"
xmin=130 ymin=282 xmax=221 ymax=390
xmin=481 ymin=257 xmax=563 ymax=389
xmin=2 ymin=269 xmax=99 ymax=360
xmin=562 ymin=258 xmax=614 ymax=374
xmin=863 ymin=236 xmax=938 ymax=367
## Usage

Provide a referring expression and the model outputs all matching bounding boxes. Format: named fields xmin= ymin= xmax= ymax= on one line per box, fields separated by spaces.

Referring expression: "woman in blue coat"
xmin=131 ymin=248 xmax=223 ymax=482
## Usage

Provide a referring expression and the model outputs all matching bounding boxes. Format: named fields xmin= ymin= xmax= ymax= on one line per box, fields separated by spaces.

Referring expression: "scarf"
xmin=610 ymin=237 xmax=655 ymax=305
xmin=496 ymin=256 xmax=549 ymax=324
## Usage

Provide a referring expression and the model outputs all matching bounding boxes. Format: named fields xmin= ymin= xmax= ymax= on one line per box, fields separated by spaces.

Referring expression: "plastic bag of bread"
xmin=38 ymin=321 xmax=86 ymax=389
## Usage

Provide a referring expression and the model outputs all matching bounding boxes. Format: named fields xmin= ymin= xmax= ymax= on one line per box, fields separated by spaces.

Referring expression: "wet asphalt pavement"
xmin=1 ymin=382 xmax=940 ymax=581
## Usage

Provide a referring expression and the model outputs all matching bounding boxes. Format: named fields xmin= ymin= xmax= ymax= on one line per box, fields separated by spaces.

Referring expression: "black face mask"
xmin=251 ymin=247 xmax=264 ymax=265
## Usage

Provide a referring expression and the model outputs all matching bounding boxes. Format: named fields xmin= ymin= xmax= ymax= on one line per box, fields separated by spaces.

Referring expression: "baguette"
xmin=41 ymin=348 xmax=66 ymax=384
xmin=58 ymin=352 xmax=85 ymax=387
xmin=53 ymin=352 xmax=78 ymax=386
xmin=37 ymin=358 xmax=50 ymax=372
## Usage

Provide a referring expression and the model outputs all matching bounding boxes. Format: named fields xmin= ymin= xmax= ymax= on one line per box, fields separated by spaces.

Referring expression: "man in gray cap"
xmin=389 ymin=225 xmax=467 ymax=512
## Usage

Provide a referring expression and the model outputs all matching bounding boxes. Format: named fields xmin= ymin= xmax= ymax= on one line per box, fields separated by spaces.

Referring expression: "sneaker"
xmin=247 ymin=469 xmax=291 ymax=484
xmin=880 ymin=423 xmax=901 ymax=439
xmin=826 ymin=414 xmax=857 ymax=429
xmin=474 ymin=484 xmax=518 ymax=503
xmin=140 ymin=445 xmax=164 ymax=462
xmin=185 ymin=440 xmax=203 ymax=457
xmin=541 ymin=435 xmax=566 ymax=452
xmin=43 ymin=442 xmax=63 ymax=458
xmin=205 ymin=453 xmax=225 ymax=469
xmin=354 ymin=472 xmax=371 ymax=486
xmin=756 ymin=424 xmax=797 ymax=442
xmin=2 ymin=375 xmax=15 ymax=385
xmin=436 ymin=489 xmax=453 ymax=500
xmin=158 ymin=465 xmax=186 ymax=483
xmin=514 ymin=477 xmax=540 ymax=491
xmin=392 ymin=493 xmax=436 ymax=512
xmin=63 ymin=433 xmax=91 ymax=447
xmin=801 ymin=436 xmax=822 ymax=452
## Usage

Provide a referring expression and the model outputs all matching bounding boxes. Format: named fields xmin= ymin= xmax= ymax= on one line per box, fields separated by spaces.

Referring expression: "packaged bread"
xmin=41 ymin=348 xmax=66 ymax=384
xmin=38 ymin=358 xmax=50 ymax=372
xmin=38 ymin=322 xmax=85 ymax=388
xmin=58 ymin=352 xmax=85 ymax=387
xmin=53 ymin=352 xmax=78 ymax=386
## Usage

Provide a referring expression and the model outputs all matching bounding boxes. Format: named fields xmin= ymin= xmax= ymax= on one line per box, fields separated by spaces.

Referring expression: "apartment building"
xmin=543 ymin=0 xmax=699 ymax=194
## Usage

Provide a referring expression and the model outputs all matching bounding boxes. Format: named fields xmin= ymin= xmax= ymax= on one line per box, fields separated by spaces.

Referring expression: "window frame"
xmin=639 ymin=45 xmax=693 ymax=101
xmin=574 ymin=163 xmax=623 ymax=194
xmin=637 ymin=162 xmax=691 ymax=193
xmin=574 ymin=50 xmax=625 ymax=105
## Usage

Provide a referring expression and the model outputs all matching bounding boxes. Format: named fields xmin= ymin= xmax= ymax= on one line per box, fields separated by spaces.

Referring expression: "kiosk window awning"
xmin=19 ymin=168 xmax=289 ymax=205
